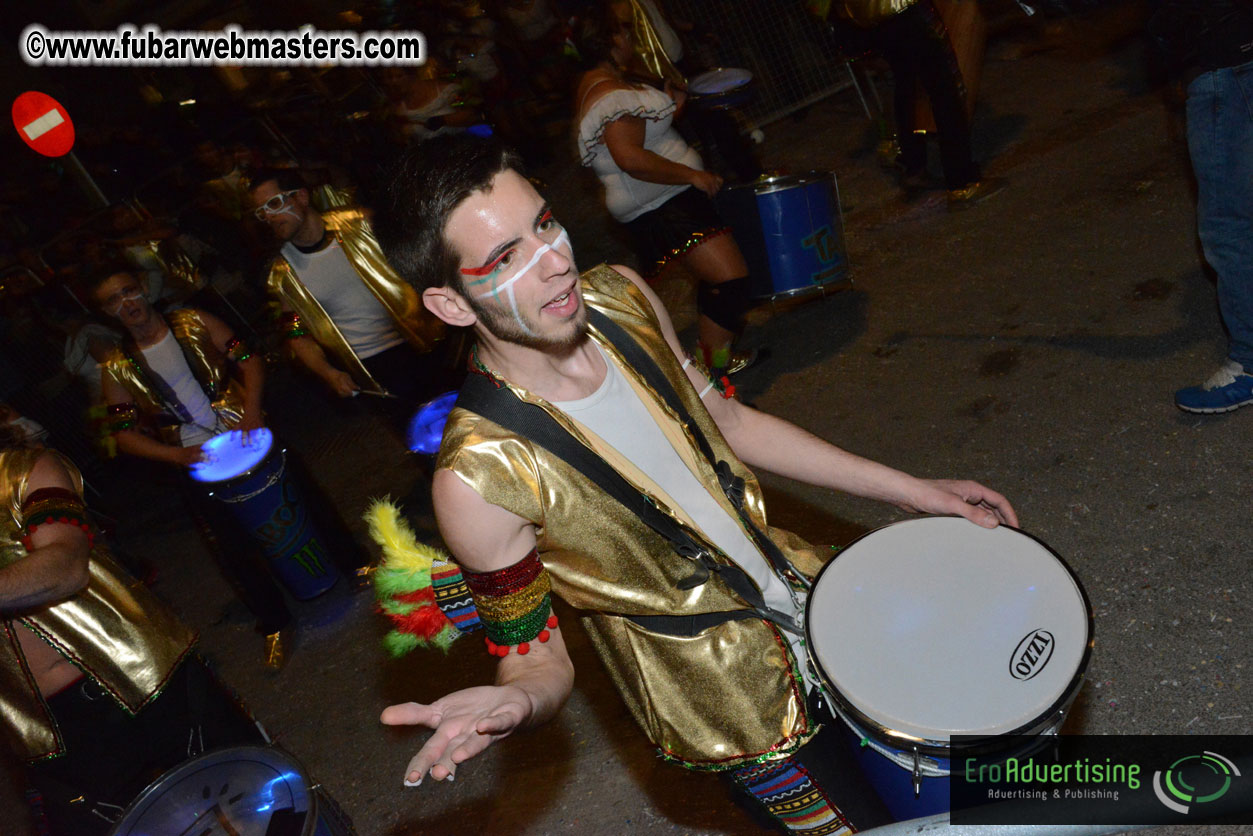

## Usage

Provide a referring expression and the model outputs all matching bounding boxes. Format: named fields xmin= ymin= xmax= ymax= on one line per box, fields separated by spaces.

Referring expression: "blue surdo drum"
xmin=805 ymin=517 xmax=1092 ymax=820
xmin=191 ymin=429 xmax=340 ymax=600
xmin=715 ymin=171 xmax=848 ymax=300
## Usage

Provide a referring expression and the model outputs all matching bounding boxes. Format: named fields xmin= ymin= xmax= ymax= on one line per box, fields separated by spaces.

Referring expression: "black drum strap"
xmin=455 ymin=363 xmax=800 ymax=636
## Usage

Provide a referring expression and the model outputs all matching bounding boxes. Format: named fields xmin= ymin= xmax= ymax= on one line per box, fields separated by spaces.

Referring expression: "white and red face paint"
xmin=459 ymin=212 xmax=571 ymax=337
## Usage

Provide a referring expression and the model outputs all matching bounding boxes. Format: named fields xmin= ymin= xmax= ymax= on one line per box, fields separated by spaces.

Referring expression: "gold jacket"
xmin=626 ymin=0 xmax=685 ymax=86
xmin=101 ymin=308 xmax=245 ymax=445
xmin=265 ymin=208 xmax=445 ymax=394
xmin=0 ymin=448 xmax=195 ymax=760
xmin=439 ymin=265 xmax=826 ymax=769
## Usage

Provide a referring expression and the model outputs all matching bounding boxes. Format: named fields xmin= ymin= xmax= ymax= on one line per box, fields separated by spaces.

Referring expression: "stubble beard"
xmin=471 ymin=295 xmax=590 ymax=351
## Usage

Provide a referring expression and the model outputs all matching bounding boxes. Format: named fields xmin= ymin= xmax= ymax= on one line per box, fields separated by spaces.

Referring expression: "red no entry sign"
xmin=12 ymin=91 xmax=75 ymax=157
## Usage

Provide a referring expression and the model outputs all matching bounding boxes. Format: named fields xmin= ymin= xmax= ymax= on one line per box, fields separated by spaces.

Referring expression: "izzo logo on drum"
xmin=800 ymin=225 xmax=844 ymax=285
xmin=1153 ymin=752 xmax=1240 ymax=815
xmin=1009 ymin=629 xmax=1054 ymax=681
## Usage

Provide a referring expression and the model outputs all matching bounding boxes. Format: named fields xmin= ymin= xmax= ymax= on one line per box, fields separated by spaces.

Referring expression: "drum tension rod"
xmin=911 ymin=748 xmax=923 ymax=797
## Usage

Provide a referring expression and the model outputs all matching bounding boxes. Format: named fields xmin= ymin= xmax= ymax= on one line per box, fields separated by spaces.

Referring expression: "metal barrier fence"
xmin=664 ymin=0 xmax=869 ymax=127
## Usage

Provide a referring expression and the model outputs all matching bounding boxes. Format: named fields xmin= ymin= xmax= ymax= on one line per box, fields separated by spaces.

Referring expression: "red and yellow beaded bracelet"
xmin=20 ymin=488 xmax=93 ymax=549
xmin=464 ymin=548 xmax=558 ymax=657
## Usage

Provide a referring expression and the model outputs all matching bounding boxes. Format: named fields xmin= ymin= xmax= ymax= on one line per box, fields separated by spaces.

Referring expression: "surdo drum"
xmin=805 ymin=517 xmax=1092 ymax=819
xmin=108 ymin=745 xmax=354 ymax=836
xmin=715 ymin=172 xmax=848 ymax=300
xmin=686 ymin=67 xmax=754 ymax=110
xmin=190 ymin=429 xmax=340 ymax=600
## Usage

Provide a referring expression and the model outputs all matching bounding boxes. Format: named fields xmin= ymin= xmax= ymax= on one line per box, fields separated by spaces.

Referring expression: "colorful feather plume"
xmin=366 ymin=497 xmax=478 ymax=656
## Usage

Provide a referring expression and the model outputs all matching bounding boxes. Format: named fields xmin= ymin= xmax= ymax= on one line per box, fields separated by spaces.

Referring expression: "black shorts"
xmin=624 ymin=186 xmax=731 ymax=278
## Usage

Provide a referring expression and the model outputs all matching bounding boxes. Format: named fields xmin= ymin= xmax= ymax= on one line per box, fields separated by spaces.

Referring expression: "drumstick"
xmin=354 ymin=389 xmax=399 ymax=400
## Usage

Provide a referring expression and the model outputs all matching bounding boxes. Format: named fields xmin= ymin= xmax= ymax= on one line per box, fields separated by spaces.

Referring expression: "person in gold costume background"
xmin=0 ymin=426 xmax=261 ymax=835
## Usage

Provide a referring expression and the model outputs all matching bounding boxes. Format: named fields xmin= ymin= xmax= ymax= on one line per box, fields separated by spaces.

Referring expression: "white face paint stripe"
xmin=473 ymin=228 xmax=570 ymax=301
xmin=473 ymin=228 xmax=572 ymax=338
xmin=22 ymin=109 xmax=64 ymax=141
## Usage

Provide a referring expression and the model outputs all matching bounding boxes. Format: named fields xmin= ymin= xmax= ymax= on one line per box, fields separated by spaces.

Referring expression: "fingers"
xmin=380 ymin=701 xmax=437 ymax=727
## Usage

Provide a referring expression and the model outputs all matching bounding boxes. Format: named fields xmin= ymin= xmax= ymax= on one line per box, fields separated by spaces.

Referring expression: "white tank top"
xmin=553 ymin=345 xmax=815 ymax=685
xmin=282 ymin=239 xmax=404 ymax=360
xmin=140 ymin=329 xmax=221 ymax=447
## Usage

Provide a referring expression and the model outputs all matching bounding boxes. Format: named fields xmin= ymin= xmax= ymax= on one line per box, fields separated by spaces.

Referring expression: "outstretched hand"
xmin=897 ymin=479 xmax=1018 ymax=529
xmin=381 ymin=685 xmax=533 ymax=785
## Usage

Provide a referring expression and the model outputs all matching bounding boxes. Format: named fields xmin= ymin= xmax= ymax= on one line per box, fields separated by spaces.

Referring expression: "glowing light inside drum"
xmin=408 ymin=391 xmax=458 ymax=454
xmin=189 ymin=428 xmax=274 ymax=483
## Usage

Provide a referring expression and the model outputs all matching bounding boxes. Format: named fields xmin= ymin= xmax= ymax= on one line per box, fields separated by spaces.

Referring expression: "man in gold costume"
xmin=0 ymin=429 xmax=260 ymax=835
xmin=371 ymin=135 xmax=1017 ymax=834
xmin=91 ymin=265 xmax=295 ymax=668
xmin=250 ymin=169 xmax=450 ymax=416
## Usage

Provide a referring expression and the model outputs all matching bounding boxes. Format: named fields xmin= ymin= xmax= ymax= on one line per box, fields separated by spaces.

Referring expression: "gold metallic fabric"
xmin=831 ymin=0 xmax=919 ymax=27
xmin=626 ymin=0 xmax=685 ymax=86
xmin=0 ymin=449 xmax=195 ymax=760
xmin=101 ymin=308 xmax=244 ymax=445
xmin=439 ymin=264 xmax=826 ymax=769
xmin=266 ymin=208 xmax=445 ymax=395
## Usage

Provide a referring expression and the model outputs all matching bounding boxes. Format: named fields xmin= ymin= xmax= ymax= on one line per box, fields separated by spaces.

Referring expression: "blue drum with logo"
xmin=806 ymin=517 xmax=1092 ymax=819
xmin=715 ymin=171 xmax=848 ymax=300
xmin=191 ymin=429 xmax=340 ymax=600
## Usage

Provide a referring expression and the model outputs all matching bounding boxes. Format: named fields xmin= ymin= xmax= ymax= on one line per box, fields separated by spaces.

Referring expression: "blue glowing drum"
xmin=407 ymin=390 xmax=459 ymax=456
xmin=191 ymin=429 xmax=340 ymax=600
xmin=109 ymin=745 xmax=355 ymax=836
xmin=715 ymin=172 xmax=848 ymax=299
xmin=805 ymin=517 xmax=1092 ymax=820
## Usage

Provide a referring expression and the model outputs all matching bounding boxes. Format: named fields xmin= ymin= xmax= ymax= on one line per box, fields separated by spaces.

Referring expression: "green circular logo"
xmin=1153 ymin=751 xmax=1240 ymax=815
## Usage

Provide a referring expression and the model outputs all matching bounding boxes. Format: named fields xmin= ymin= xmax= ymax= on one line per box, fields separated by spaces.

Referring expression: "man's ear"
xmin=423 ymin=285 xmax=478 ymax=328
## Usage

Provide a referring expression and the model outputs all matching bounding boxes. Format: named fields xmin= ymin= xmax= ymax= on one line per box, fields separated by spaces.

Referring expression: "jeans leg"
xmin=1186 ymin=60 xmax=1253 ymax=371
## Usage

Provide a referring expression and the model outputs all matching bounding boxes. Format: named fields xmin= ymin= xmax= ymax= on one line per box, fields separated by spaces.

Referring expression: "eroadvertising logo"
xmin=1153 ymin=751 xmax=1240 ymax=815
xmin=951 ymin=735 xmax=1253 ymax=825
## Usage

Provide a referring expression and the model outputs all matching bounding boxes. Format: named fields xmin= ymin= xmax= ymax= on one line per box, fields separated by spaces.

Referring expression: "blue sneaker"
xmin=1175 ymin=360 xmax=1253 ymax=413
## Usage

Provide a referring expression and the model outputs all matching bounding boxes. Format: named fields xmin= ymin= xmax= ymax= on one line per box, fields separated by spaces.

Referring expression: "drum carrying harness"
xmin=455 ymin=307 xmax=806 ymax=637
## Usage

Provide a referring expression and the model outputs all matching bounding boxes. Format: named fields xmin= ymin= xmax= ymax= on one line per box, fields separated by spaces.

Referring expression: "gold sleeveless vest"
xmin=101 ymin=308 xmax=245 ymax=444
xmin=0 ymin=449 xmax=195 ymax=760
xmin=439 ymin=265 xmax=828 ymax=769
xmin=266 ymin=208 xmax=445 ymax=394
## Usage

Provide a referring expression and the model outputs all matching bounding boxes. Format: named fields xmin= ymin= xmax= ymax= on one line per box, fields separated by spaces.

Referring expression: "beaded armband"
xmin=279 ymin=311 xmax=308 ymax=340
xmin=20 ymin=487 xmax=93 ymax=549
xmin=224 ymin=336 xmax=253 ymax=363
xmin=106 ymin=402 xmax=140 ymax=433
xmin=464 ymin=548 xmax=557 ymax=656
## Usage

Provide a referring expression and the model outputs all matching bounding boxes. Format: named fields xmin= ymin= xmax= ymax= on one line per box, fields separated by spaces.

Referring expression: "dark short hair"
xmin=83 ymin=259 xmax=141 ymax=304
xmin=372 ymin=134 xmax=524 ymax=295
xmin=249 ymin=167 xmax=307 ymax=194
xmin=574 ymin=5 xmax=622 ymax=71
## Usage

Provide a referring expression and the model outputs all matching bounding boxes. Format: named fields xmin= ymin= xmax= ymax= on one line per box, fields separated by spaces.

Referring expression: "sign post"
xmin=11 ymin=90 xmax=109 ymax=208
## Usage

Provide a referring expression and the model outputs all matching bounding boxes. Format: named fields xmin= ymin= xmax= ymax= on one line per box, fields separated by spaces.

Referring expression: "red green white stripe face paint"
xmin=460 ymin=223 xmax=571 ymax=337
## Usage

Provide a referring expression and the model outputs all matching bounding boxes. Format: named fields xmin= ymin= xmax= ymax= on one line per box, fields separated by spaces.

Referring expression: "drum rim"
xmin=687 ymin=66 xmax=753 ymax=95
xmin=108 ymin=743 xmax=319 ymax=835
xmin=193 ymin=430 xmax=280 ymax=488
xmin=804 ymin=516 xmax=1094 ymax=758
xmin=749 ymin=170 xmax=836 ymax=195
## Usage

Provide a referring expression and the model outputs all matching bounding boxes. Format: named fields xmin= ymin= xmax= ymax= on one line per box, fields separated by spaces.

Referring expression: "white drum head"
xmin=689 ymin=68 xmax=753 ymax=95
xmin=807 ymin=517 xmax=1090 ymax=743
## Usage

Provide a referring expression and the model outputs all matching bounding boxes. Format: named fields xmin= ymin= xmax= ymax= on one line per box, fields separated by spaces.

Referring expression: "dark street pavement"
xmin=98 ymin=4 xmax=1251 ymax=834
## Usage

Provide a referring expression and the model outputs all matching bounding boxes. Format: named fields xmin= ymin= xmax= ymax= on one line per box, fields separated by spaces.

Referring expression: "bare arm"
xmin=0 ymin=452 xmax=91 ymax=613
xmin=101 ymin=374 xmax=201 ymax=468
xmin=274 ymin=298 xmax=360 ymax=397
xmin=380 ymin=468 xmax=574 ymax=785
xmin=613 ymin=265 xmax=1018 ymax=528
xmin=602 ymin=115 xmax=723 ymax=197
xmin=201 ymin=309 xmax=264 ymax=431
